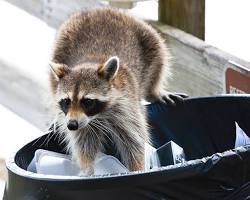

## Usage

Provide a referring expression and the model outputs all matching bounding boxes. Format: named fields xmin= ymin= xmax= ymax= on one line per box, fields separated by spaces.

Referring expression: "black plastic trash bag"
xmin=4 ymin=95 xmax=250 ymax=200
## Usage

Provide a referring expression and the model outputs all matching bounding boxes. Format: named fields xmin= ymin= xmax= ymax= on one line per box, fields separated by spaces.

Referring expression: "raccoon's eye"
xmin=59 ymin=98 xmax=71 ymax=114
xmin=80 ymin=98 xmax=107 ymax=116
xmin=80 ymin=98 xmax=96 ymax=110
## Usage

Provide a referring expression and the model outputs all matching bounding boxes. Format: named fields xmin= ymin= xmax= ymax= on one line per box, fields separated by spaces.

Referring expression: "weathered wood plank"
xmin=151 ymin=21 xmax=250 ymax=96
xmin=159 ymin=0 xmax=205 ymax=40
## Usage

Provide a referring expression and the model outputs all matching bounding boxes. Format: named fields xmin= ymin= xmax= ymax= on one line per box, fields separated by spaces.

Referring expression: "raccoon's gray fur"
xmin=49 ymin=8 xmax=173 ymax=174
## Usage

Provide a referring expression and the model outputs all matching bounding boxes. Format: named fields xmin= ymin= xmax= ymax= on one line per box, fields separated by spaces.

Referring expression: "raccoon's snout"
xmin=67 ymin=120 xmax=79 ymax=131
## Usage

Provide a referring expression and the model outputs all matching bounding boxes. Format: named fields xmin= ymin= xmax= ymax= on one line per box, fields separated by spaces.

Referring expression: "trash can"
xmin=4 ymin=95 xmax=250 ymax=200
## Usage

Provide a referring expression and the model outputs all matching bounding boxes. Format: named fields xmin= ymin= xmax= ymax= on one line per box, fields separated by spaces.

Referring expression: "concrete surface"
xmin=0 ymin=181 xmax=4 ymax=200
xmin=0 ymin=104 xmax=42 ymax=199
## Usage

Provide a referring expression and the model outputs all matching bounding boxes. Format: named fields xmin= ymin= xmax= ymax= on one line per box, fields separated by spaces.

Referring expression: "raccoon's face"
xmin=50 ymin=56 xmax=120 ymax=131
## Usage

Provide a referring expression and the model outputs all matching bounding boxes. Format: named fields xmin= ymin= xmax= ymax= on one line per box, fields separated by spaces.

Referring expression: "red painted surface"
xmin=226 ymin=67 xmax=250 ymax=94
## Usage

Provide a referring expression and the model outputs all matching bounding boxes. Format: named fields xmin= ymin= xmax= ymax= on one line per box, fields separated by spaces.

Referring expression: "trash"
xmin=156 ymin=141 xmax=185 ymax=166
xmin=27 ymin=149 xmax=128 ymax=176
xmin=235 ymin=122 xmax=250 ymax=148
xmin=27 ymin=141 xmax=185 ymax=176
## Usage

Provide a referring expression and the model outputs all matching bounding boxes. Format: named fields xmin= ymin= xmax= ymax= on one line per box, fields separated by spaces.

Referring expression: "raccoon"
xmin=49 ymin=8 xmax=183 ymax=174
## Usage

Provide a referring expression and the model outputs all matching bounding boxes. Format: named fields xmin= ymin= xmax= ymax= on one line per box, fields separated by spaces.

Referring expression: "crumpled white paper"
xmin=27 ymin=150 xmax=129 ymax=176
xmin=235 ymin=122 xmax=250 ymax=148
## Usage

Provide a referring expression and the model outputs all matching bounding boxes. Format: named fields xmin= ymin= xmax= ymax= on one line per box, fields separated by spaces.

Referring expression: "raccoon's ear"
xmin=49 ymin=62 xmax=70 ymax=80
xmin=98 ymin=56 xmax=119 ymax=81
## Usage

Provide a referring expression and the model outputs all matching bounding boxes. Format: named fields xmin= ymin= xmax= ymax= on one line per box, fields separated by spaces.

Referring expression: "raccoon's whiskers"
xmin=90 ymin=120 xmax=112 ymax=143
xmin=31 ymin=129 xmax=53 ymax=147
xmin=39 ymin=130 xmax=53 ymax=148
xmin=94 ymin=118 xmax=127 ymax=146
xmin=87 ymin=123 xmax=101 ymax=142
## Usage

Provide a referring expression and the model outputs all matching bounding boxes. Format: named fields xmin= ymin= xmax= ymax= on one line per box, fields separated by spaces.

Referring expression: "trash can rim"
xmin=6 ymin=145 xmax=250 ymax=182
xmin=5 ymin=94 xmax=250 ymax=183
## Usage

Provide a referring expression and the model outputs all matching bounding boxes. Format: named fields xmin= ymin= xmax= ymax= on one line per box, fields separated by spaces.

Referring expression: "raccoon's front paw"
xmin=78 ymin=157 xmax=95 ymax=176
xmin=127 ymin=157 xmax=144 ymax=172
xmin=79 ymin=166 xmax=94 ymax=176
xmin=162 ymin=92 xmax=188 ymax=106
xmin=147 ymin=91 xmax=188 ymax=106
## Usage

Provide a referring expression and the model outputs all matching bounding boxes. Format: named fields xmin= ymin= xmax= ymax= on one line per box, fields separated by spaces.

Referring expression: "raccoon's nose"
xmin=67 ymin=120 xmax=79 ymax=131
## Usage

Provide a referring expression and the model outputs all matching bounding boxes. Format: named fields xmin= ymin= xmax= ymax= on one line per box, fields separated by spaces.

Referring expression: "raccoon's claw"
xmin=161 ymin=92 xmax=188 ymax=106
xmin=146 ymin=92 xmax=188 ymax=105
xmin=174 ymin=93 xmax=189 ymax=98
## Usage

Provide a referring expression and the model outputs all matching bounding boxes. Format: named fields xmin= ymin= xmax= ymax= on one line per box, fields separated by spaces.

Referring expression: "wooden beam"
xmin=159 ymin=0 xmax=205 ymax=40
xmin=150 ymin=21 xmax=250 ymax=96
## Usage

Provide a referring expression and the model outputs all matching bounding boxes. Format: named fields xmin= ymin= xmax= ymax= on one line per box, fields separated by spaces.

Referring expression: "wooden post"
xmin=159 ymin=0 xmax=205 ymax=40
